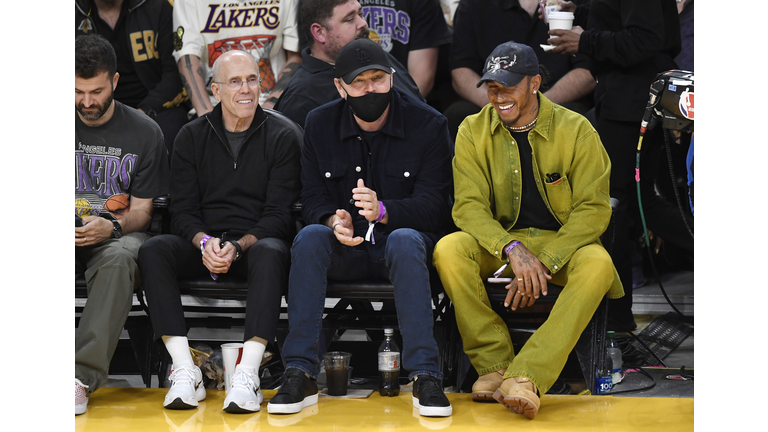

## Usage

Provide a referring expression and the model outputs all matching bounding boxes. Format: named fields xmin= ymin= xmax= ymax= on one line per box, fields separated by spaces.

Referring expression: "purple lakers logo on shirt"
xmin=362 ymin=5 xmax=410 ymax=52
xmin=201 ymin=3 xmax=281 ymax=33
xmin=75 ymin=144 xmax=137 ymax=197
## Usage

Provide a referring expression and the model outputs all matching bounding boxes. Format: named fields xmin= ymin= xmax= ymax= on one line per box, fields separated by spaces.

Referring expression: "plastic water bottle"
xmin=378 ymin=328 xmax=400 ymax=396
xmin=607 ymin=331 xmax=623 ymax=384
xmin=595 ymin=356 xmax=613 ymax=394
xmin=595 ymin=334 xmax=613 ymax=394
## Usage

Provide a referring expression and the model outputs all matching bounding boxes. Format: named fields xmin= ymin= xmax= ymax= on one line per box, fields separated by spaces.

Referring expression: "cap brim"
xmin=341 ymin=64 xmax=391 ymax=84
xmin=476 ymin=70 xmax=526 ymax=88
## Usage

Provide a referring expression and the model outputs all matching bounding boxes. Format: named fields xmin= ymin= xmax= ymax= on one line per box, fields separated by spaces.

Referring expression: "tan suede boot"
xmin=470 ymin=368 xmax=506 ymax=402
xmin=492 ymin=376 xmax=540 ymax=419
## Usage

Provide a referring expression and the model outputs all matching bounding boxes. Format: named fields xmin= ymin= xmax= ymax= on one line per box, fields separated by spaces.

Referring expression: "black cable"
xmin=608 ymin=367 xmax=656 ymax=395
xmin=608 ymin=318 xmax=667 ymax=368
xmin=642 ymin=243 xmax=692 ymax=325
xmin=663 ymin=130 xmax=694 ymax=238
xmin=635 ymin=127 xmax=693 ymax=326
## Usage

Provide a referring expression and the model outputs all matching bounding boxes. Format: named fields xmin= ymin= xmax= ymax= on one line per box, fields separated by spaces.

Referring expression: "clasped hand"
xmin=202 ymin=238 xmax=236 ymax=274
xmin=504 ymin=243 xmax=552 ymax=311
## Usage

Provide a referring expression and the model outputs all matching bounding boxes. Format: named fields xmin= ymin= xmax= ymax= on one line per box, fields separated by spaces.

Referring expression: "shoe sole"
xmin=224 ymin=401 xmax=261 ymax=413
xmin=470 ymin=391 xmax=497 ymax=402
xmin=223 ymin=390 xmax=264 ymax=414
xmin=412 ymin=396 xmax=452 ymax=417
xmin=492 ymin=389 xmax=538 ymax=419
xmin=164 ymin=397 xmax=202 ymax=410
xmin=75 ymin=403 xmax=87 ymax=416
xmin=267 ymin=394 xmax=318 ymax=414
xmin=164 ymin=388 xmax=207 ymax=410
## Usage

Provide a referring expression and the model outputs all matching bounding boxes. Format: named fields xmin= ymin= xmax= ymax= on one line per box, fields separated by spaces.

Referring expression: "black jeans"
xmin=139 ymin=234 xmax=290 ymax=342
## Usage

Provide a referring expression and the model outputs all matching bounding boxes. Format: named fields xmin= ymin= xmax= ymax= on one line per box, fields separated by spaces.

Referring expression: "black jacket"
xmin=170 ymin=104 xmax=302 ymax=243
xmin=76 ymin=0 xmax=186 ymax=114
xmin=577 ymin=0 xmax=681 ymax=122
xmin=301 ymin=90 xmax=453 ymax=245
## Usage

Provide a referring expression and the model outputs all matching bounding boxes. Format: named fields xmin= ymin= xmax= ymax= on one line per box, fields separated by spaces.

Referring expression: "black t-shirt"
xmin=509 ymin=130 xmax=560 ymax=231
xmin=224 ymin=129 xmax=248 ymax=160
xmin=87 ymin=0 xmax=146 ymax=108
xmin=360 ymin=0 xmax=451 ymax=69
xmin=75 ymin=102 xmax=170 ymax=220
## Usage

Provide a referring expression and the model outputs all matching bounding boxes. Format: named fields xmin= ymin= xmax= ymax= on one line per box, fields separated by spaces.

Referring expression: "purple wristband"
xmin=504 ymin=241 xmax=522 ymax=259
xmin=200 ymin=235 xmax=213 ymax=254
xmin=376 ymin=201 xmax=387 ymax=222
xmin=199 ymin=235 xmax=218 ymax=280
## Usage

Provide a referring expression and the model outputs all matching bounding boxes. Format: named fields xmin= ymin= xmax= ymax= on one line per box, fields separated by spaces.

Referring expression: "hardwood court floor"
xmin=75 ymin=387 xmax=693 ymax=432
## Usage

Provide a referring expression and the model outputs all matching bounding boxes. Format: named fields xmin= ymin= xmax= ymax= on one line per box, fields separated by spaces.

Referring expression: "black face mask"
xmin=345 ymin=89 xmax=392 ymax=123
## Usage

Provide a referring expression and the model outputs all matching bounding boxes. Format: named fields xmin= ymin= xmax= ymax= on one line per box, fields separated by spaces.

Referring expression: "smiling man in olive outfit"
xmin=268 ymin=38 xmax=454 ymax=417
xmin=433 ymin=42 xmax=623 ymax=419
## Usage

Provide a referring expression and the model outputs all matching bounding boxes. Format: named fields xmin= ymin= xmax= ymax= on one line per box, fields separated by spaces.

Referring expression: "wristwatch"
xmin=111 ymin=220 xmax=123 ymax=239
xmin=228 ymin=240 xmax=242 ymax=261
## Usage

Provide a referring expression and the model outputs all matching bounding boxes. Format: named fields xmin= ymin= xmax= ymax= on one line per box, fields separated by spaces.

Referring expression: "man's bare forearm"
xmin=119 ymin=197 xmax=154 ymax=234
xmin=408 ymin=48 xmax=438 ymax=97
xmin=543 ymin=68 xmax=595 ymax=105
xmin=179 ymin=54 xmax=213 ymax=116
xmin=263 ymin=51 xmax=301 ymax=109
xmin=452 ymin=67 xmax=488 ymax=108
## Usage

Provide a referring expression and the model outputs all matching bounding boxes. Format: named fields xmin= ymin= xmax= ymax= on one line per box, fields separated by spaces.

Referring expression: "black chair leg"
xmin=573 ymin=296 xmax=609 ymax=394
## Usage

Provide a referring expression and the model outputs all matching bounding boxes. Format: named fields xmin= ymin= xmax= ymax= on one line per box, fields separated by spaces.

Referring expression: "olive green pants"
xmin=433 ymin=229 xmax=617 ymax=394
xmin=75 ymin=232 xmax=148 ymax=392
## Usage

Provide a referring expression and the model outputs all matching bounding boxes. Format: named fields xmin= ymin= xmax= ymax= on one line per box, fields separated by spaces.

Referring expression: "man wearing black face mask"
xmin=268 ymin=38 xmax=454 ymax=417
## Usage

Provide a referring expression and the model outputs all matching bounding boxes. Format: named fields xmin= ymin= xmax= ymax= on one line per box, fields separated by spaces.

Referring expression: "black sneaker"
xmin=412 ymin=375 xmax=452 ymax=417
xmin=267 ymin=368 xmax=318 ymax=414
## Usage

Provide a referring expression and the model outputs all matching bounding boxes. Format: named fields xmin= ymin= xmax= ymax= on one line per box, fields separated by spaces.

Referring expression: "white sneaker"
xmin=223 ymin=367 xmax=263 ymax=413
xmin=75 ymin=378 xmax=89 ymax=416
xmin=164 ymin=364 xmax=206 ymax=409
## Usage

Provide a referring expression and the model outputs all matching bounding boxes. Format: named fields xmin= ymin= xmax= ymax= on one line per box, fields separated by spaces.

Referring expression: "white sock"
xmin=162 ymin=335 xmax=194 ymax=367
xmin=236 ymin=338 xmax=266 ymax=378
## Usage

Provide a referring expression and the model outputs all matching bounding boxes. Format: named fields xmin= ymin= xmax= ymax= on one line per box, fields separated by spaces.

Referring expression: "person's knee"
xmin=433 ymin=231 xmax=477 ymax=266
xmin=572 ymin=245 xmax=616 ymax=288
xmin=292 ymin=224 xmax=333 ymax=250
xmin=248 ymin=237 xmax=290 ymax=265
xmin=137 ymin=235 xmax=174 ymax=269
xmin=94 ymin=240 xmax=139 ymax=271
xmin=386 ymin=228 xmax=426 ymax=251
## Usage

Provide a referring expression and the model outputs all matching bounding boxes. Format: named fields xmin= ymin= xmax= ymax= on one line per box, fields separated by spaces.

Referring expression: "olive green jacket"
xmin=452 ymin=93 xmax=624 ymax=299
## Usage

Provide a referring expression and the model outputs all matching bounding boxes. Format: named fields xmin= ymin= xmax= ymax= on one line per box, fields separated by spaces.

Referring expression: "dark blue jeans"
xmin=281 ymin=224 xmax=442 ymax=380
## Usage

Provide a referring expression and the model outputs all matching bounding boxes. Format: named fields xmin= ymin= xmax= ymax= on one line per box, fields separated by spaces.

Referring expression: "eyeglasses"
xmin=213 ymin=77 xmax=262 ymax=90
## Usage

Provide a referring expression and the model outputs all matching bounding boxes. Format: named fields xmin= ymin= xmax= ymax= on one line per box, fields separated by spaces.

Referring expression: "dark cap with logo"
xmin=335 ymin=38 xmax=392 ymax=85
xmin=476 ymin=41 xmax=539 ymax=88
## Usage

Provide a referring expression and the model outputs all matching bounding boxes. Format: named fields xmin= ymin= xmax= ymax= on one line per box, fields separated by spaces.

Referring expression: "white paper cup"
xmin=221 ymin=343 xmax=244 ymax=394
xmin=548 ymin=11 xmax=574 ymax=34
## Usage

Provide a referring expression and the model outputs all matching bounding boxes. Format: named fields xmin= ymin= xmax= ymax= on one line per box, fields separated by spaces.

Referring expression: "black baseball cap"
xmin=476 ymin=41 xmax=539 ymax=88
xmin=335 ymin=38 xmax=391 ymax=85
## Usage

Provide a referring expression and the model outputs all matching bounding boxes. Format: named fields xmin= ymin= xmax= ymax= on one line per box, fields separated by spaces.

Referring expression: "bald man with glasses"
xmin=139 ymin=50 xmax=302 ymax=414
